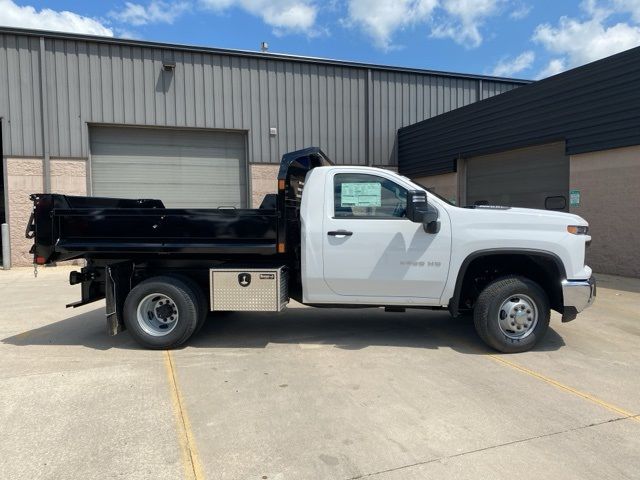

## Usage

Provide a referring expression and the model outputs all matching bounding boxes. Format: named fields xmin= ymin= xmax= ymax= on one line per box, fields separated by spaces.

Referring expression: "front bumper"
xmin=561 ymin=276 xmax=596 ymax=322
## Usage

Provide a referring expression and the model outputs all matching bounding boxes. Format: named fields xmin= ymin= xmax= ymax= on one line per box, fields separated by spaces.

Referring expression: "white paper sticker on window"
xmin=341 ymin=182 xmax=381 ymax=207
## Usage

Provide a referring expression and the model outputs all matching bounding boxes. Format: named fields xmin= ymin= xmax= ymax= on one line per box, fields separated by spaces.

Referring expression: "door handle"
xmin=327 ymin=230 xmax=353 ymax=236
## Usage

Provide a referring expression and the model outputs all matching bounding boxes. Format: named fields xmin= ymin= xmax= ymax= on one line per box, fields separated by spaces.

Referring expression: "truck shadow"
xmin=2 ymin=306 xmax=566 ymax=354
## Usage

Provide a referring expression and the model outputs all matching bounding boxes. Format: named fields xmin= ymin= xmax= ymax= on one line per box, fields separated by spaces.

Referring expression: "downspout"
xmin=38 ymin=36 xmax=51 ymax=193
xmin=366 ymin=68 xmax=372 ymax=166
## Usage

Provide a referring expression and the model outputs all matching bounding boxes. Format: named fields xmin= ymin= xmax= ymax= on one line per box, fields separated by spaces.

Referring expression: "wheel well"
xmin=454 ymin=253 xmax=564 ymax=315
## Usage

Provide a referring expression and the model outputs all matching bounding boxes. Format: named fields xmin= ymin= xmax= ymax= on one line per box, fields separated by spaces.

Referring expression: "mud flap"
xmin=105 ymin=262 xmax=134 ymax=336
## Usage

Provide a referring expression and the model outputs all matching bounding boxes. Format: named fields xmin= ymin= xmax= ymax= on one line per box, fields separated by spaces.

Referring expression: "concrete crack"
xmin=346 ymin=414 xmax=639 ymax=480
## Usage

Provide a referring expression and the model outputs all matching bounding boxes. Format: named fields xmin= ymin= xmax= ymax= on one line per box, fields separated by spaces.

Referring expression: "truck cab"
xmin=27 ymin=148 xmax=595 ymax=353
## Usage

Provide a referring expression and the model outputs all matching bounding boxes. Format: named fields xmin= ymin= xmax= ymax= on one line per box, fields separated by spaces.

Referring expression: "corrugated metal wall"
xmin=398 ymin=46 xmax=640 ymax=177
xmin=0 ymin=34 xmax=43 ymax=157
xmin=0 ymin=29 xmax=524 ymax=166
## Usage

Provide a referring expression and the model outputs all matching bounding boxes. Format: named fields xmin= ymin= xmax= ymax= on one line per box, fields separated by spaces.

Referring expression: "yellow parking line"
xmin=164 ymin=350 xmax=205 ymax=480
xmin=488 ymin=354 xmax=640 ymax=423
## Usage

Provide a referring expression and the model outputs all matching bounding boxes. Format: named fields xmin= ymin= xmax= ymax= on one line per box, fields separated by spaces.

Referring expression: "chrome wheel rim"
xmin=136 ymin=293 xmax=179 ymax=337
xmin=497 ymin=294 xmax=538 ymax=339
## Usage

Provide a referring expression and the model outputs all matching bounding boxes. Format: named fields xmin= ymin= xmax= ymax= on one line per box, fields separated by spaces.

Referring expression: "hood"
xmin=456 ymin=205 xmax=588 ymax=227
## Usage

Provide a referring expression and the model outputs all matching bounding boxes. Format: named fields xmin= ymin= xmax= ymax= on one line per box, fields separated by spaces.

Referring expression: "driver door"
xmin=322 ymin=171 xmax=451 ymax=301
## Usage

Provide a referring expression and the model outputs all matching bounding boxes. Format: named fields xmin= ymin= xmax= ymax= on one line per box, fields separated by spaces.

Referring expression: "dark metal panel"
xmin=399 ymin=46 xmax=640 ymax=177
xmin=466 ymin=142 xmax=569 ymax=210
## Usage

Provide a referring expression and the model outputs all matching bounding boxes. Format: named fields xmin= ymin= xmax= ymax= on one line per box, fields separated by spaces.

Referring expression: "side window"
xmin=334 ymin=173 xmax=408 ymax=218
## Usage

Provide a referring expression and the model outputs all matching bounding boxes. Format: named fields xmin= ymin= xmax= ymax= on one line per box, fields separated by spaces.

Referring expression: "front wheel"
xmin=123 ymin=276 xmax=200 ymax=349
xmin=473 ymin=276 xmax=550 ymax=353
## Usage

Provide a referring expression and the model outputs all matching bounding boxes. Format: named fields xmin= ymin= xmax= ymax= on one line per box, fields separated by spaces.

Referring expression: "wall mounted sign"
xmin=570 ymin=189 xmax=581 ymax=207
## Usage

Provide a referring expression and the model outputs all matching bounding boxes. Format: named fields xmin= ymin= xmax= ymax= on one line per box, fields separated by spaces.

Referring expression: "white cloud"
xmin=509 ymin=2 xmax=531 ymax=20
xmin=111 ymin=1 xmax=190 ymax=26
xmin=612 ymin=0 xmax=640 ymax=22
xmin=0 ymin=0 xmax=113 ymax=36
xmin=345 ymin=0 xmax=437 ymax=50
xmin=431 ymin=0 xmax=503 ymax=48
xmin=533 ymin=11 xmax=640 ymax=74
xmin=200 ymin=0 xmax=318 ymax=34
xmin=490 ymin=50 xmax=534 ymax=76
xmin=535 ymin=58 xmax=566 ymax=79
xmin=345 ymin=0 xmax=508 ymax=50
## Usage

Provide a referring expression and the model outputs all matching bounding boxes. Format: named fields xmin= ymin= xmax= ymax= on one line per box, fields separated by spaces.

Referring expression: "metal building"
xmin=398 ymin=46 xmax=640 ymax=277
xmin=0 ymin=27 xmax=526 ymax=267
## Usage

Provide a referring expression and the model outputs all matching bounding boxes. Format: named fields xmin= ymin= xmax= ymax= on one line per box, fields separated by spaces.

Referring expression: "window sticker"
xmin=341 ymin=182 xmax=381 ymax=207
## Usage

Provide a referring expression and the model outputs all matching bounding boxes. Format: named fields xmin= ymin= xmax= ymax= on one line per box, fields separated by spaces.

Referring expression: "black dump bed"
xmin=27 ymin=148 xmax=332 ymax=264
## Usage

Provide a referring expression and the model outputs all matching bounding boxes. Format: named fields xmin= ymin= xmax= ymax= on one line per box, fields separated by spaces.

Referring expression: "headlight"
xmin=567 ymin=225 xmax=589 ymax=235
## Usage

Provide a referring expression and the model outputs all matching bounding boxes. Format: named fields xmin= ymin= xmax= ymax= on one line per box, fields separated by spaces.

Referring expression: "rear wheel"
xmin=123 ymin=276 xmax=200 ymax=349
xmin=473 ymin=276 xmax=550 ymax=353
xmin=172 ymin=274 xmax=208 ymax=333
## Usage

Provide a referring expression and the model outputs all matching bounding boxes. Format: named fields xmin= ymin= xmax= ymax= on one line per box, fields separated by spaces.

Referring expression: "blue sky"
xmin=1 ymin=0 xmax=640 ymax=79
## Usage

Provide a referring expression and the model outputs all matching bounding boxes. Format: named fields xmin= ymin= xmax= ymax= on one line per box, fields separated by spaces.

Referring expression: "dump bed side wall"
xmin=29 ymin=194 xmax=279 ymax=263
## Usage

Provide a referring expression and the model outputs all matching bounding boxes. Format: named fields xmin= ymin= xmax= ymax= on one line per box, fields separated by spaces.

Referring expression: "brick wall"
xmin=6 ymin=158 xmax=87 ymax=267
xmin=250 ymin=164 xmax=279 ymax=208
xmin=570 ymin=146 xmax=640 ymax=278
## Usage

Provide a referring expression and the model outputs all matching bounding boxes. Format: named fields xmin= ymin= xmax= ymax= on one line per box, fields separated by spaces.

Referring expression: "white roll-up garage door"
xmin=466 ymin=142 xmax=569 ymax=211
xmin=90 ymin=126 xmax=247 ymax=208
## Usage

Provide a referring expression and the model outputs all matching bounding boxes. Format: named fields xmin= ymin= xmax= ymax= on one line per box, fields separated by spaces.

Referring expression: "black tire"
xmin=123 ymin=275 xmax=200 ymax=349
xmin=173 ymin=274 xmax=209 ymax=333
xmin=473 ymin=276 xmax=550 ymax=353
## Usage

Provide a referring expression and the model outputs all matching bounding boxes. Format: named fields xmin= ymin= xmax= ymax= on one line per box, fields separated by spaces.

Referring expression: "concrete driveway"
xmin=1 ymin=267 xmax=639 ymax=480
